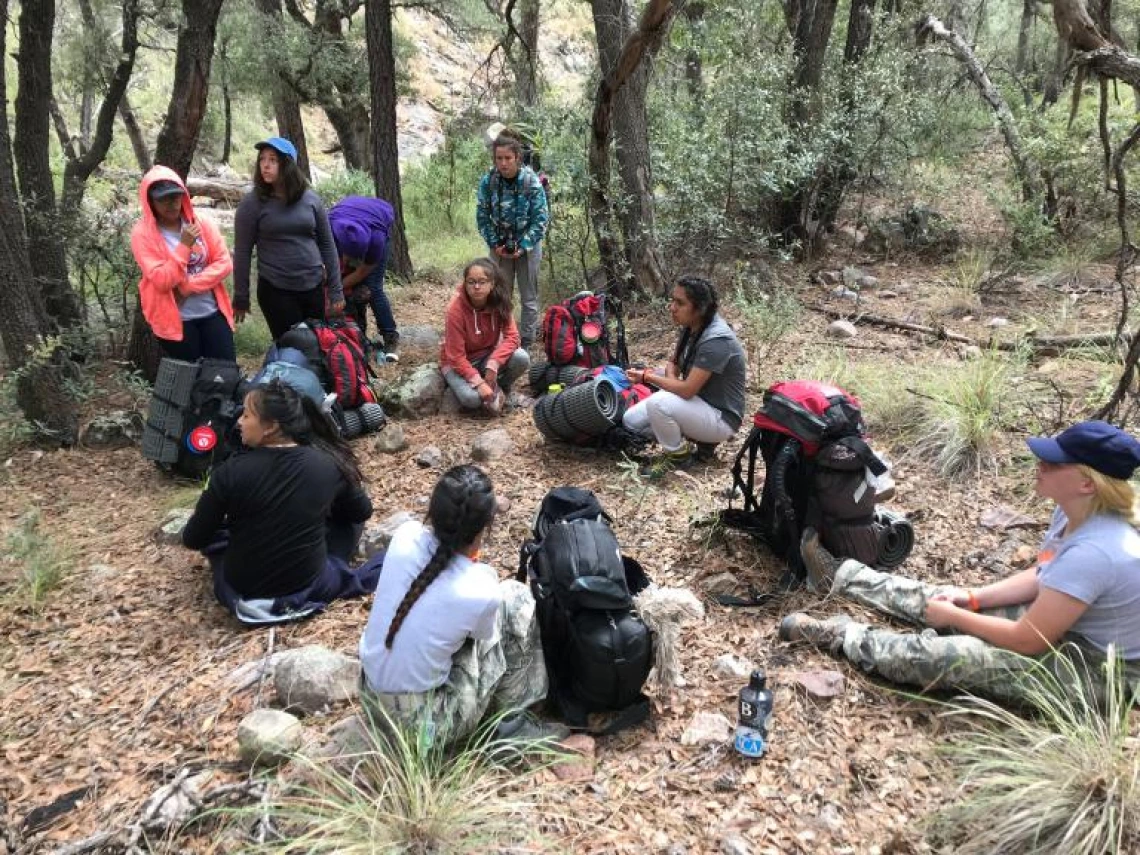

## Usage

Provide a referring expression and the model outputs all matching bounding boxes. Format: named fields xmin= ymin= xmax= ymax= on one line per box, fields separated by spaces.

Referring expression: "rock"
xmin=790 ymin=669 xmax=846 ymax=699
xmin=224 ymin=652 xmax=287 ymax=693
xmin=274 ymin=646 xmax=360 ymax=714
xmin=832 ymin=286 xmax=859 ymax=300
xmin=237 ymin=709 xmax=303 ymax=766
xmin=859 ymin=275 xmax=879 ymax=290
xmin=372 ymin=423 xmax=407 ymax=454
xmin=680 ymin=711 xmax=732 ymax=746
xmin=304 ymin=713 xmax=374 ymax=764
xmin=415 ymin=445 xmax=443 ymax=468
xmin=360 ymin=511 xmax=418 ymax=559
xmin=471 ymin=428 xmax=515 ymax=461
xmin=551 ymin=733 xmax=596 ymax=782
xmin=82 ymin=410 xmax=143 ymax=448
xmin=396 ymin=324 xmax=441 ymax=353
xmin=819 ymin=269 xmax=842 ymax=286
xmin=842 ymin=266 xmax=869 ymax=288
xmin=156 ymin=508 xmax=193 ymax=545
xmin=712 ymin=654 xmax=756 ymax=680
xmin=699 ymin=572 xmax=738 ymax=596
xmin=834 ymin=224 xmax=864 ymax=247
xmin=963 ymin=345 xmax=983 ymax=359
xmin=379 ymin=363 xmax=446 ymax=419
xmin=877 ymin=290 xmax=899 ymax=299
xmin=719 ymin=834 xmax=753 ymax=855
xmin=987 ymin=317 xmax=1010 ymax=328
xmin=825 ymin=320 xmax=858 ymax=339
xmin=439 ymin=388 xmax=462 ymax=415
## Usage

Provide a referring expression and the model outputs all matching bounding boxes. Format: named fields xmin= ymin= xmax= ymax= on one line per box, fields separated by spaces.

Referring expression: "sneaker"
xmin=694 ymin=442 xmax=718 ymax=462
xmin=778 ymin=612 xmax=853 ymax=654
xmin=800 ymin=527 xmax=842 ymax=592
xmin=492 ymin=713 xmax=571 ymax=745
xmin=382 ymin=333 xmax=400 ymax=363
xmin=638 ymin=442 xmax=695 ymax=479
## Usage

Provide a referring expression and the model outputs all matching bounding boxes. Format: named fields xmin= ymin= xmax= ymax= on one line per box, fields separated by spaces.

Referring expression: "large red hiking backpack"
xmin=720 ymin=380 xmax=913 ymax=593
xmin=542 ymin=291 xmax=614 ymax=368
xmin=307 ymin=320 xmax=376 ymax=409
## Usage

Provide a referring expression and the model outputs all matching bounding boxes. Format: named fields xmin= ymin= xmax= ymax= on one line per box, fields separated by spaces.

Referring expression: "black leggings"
xmin=258 ymin=277 xmax=325 ymax=340
xmin=157 ymin=311 xmax=236 ymax=362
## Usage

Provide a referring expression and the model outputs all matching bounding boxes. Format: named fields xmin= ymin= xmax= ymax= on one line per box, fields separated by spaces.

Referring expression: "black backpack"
xmin=142 ymin=357 xmax=245 ymax=478
xmin=721 ymin=380 xmax=910 ymax=593
xmin=518 ymin=487 xmax=653 ymax=733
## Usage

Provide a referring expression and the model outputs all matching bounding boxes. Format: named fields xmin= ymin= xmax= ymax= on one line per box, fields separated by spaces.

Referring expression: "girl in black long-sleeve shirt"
xmin=183 ymin=380 xmax=379 ymax=624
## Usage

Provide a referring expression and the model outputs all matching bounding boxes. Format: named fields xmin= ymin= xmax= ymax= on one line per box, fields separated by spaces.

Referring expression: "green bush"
xmin=4 ymin=511 xmax=74 ymax=613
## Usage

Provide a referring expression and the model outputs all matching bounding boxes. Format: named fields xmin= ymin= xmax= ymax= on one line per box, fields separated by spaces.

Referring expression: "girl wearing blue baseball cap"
xmin=232 ymin=137 xmax=346 ymax=339
xmin=780 ymin=420 xmax=1140 ymax=703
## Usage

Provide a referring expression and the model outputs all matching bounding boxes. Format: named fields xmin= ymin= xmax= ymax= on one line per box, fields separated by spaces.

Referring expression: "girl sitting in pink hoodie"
xmin=439 ymin=258 xmax=530 ymax=415
xmin=130 ymin=166 xmax=235 ymax=361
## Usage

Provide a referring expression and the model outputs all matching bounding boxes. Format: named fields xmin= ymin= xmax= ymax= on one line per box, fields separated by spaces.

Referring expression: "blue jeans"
xmin=362 ymin=253 xmax=397 ymax=342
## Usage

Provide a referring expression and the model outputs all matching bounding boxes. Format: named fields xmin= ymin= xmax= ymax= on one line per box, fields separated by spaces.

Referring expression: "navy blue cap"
xmin=148 ymin=180 xmax=185 ymax=200
xmin=1027 ymin=420 xmax=1140 ymax=480
xmin=255 ymin=136 xmax=298 ymax=161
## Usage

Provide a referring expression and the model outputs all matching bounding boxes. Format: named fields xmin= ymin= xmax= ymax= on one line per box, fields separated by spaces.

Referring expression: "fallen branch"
xmin=184 ymin=177 xmax=247 ymax=205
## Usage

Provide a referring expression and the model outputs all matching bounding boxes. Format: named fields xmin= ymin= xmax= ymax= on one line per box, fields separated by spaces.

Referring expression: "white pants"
xmin=622 ymin=391 xmax=736 ymax=451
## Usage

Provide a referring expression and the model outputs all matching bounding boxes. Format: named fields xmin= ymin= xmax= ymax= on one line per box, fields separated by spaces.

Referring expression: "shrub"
xmin=927 ymin=651 xmax=1140 ymax=854
xmin=312 ymin=169 xmax=376 ymax=209
xmin=4 ymin=511 xmax=74 ymax=613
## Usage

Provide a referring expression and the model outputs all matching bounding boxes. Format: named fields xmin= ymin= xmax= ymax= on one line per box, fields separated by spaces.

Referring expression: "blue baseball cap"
xmin=255 ymin=136 xmax=298 ymax=161
xmin=1026 ymin=420 xmax=1140 ymax=480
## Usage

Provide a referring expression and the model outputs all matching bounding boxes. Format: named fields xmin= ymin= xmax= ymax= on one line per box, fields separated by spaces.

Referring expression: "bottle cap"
xmin=750 ymin=669 xmax=767 ymax=689
xmin=548 ymin=383 xmax=563 ymax=393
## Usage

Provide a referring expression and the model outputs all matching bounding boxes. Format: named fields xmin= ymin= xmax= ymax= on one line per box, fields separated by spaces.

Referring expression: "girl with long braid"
xmin=359 ymin=465 xmax=550 ymax=745
xmin=182 ymin=380 xmax=380 ymax=624
xmin=622 ymin=276 xmax=747 ymax=475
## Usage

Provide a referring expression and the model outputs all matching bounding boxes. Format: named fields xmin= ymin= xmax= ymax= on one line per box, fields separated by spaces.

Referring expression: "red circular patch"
xmin=580 ymin=320 xmax=603 ymax=344
xmin=187 ymin=424 xmax=218 ymax=453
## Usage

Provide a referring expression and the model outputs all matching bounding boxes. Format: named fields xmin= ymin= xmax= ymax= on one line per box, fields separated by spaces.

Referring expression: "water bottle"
xmin=733 ymin=669 xmax=773 ymax=759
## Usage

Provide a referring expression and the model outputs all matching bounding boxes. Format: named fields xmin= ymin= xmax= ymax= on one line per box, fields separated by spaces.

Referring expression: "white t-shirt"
xmin=160 ymin=226 xmax=217 ymax=321
xmin=359 ymin=520 xmax=500 ymax=693
xmin=1037 ymin=507 xmax=1140 ymax=659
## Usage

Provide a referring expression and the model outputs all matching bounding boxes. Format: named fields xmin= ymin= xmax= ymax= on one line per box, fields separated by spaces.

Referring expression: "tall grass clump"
xmin=732 ymin=272 xmax=801 ymax=366
xmin=4 ymin=511 xmax=74 ymax=613
xmin=927 ymin=651 xmax=1140 ymax=854
xmin=251 ymin=704 xmax=566 ymax=854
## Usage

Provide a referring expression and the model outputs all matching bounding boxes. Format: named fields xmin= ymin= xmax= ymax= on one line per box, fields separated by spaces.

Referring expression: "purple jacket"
xmin=327 ymin=196 xmax=396 ymax=264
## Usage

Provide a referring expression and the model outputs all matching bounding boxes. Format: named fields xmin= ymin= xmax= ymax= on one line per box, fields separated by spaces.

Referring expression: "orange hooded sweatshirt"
xmin=130 ymin=166 xmax=234 ymax=342
xmin=439 ymin=283 xmax=521 ymax=386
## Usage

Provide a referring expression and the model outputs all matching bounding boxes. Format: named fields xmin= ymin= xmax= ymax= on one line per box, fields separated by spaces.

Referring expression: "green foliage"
xmin=4 ymin=511 xmax=74 ymax=614
xmin=730 ymin=265 xmax=800 ymax=366
xmin=927 ymin=652 xmax=1140 ymax=854
xmin=248 ymin=704 xmax=565 ymax=853
xmin=312 ymin=170 xmax=377 ymax=209
xmin=234 ymin=313 xmax=274 ymax=359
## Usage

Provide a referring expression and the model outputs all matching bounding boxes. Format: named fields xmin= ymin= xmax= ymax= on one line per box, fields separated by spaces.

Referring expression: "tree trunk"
xmin=119 ymin=95 xmax=152 ymax=172
xmin=15 ymin=0 xmax=81 ymax=329
xmin=323 ymin=101 xmax=372 ymax=173
xmin=218 ymin=41 xmax=232 ymax=164
xmin=152 ymin=0 xmax=226 ymax=178
xmin=365 ymin=0 xmax=413 ymax=278
xmin=682 ymin=1 xmax=706 ymax=102
xmin=590 ymin=0 xmax=668 ymax=295
xmin=1016 ymin=0 xmax=1036 ymax=74
xmin=506 ymin=0 xmax=541 ymax=108
xmin=0 ymin=0 xmax=78 ymax=445
xmin=256 ymin=0 xmax=312 ymax=179
xmin=588 ymin=0 xmax=680 ymax=298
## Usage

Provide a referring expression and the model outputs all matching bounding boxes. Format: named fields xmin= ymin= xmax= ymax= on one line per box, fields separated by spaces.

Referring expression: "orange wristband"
xmin=967 ymin=590 xmax=980 ymax=612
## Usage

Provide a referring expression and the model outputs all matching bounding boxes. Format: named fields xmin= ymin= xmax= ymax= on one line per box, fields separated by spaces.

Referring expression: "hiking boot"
xmin=492 ymin=713 xmax=571 ymax=745
xmin=694 ymin=442 xmax=718 ymax=462
xmin=381 ymin=332 xmax=400 ymax=363
xmin=778 ymin=612 xmax=853 ymax=654
xmin=800 ymin=527 xmax=842 ymax=593
xmin=638 ymin=442 xmax=695 ymax=479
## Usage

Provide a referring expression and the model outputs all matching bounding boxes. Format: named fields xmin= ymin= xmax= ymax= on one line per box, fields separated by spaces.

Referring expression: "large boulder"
xmin=360 ymin=510 xmax=418 ymax=559
xmin=83 ymin=410 xmax=144 ymax=448
xmin=379 ymin=363 xmax=446 ymax=419
xmin=237 ymin=709 xmax=303 ymax=766
xmin=156 ymin=508 xmax=193 ymax=545
xmin=471 ymin=428 xmax=515 ymax=461
xmin=274 ymin=646 xmax=360 ymax=714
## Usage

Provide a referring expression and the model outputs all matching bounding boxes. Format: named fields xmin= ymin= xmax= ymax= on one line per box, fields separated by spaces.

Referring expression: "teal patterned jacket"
xmin=475 ymin=166 xmax=549 ymax=253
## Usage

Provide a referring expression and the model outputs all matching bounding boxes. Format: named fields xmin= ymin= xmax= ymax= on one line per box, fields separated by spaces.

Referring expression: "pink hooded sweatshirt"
xmin=130 ymin=166 xmax=234 ymax=342
xmin=439 ymin=282 xmax=521 ymax=386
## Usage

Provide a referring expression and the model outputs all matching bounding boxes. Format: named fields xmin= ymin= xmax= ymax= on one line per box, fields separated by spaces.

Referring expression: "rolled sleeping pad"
xmin=560 ymin=379 xmax=618 ymax=436
xmin=528 ymin=362 xmax=589 ymax=395
xmin=340 ymin=402 xmax=387 ymax=439
xmin=593 ymin=377 xmax=623 ymax=423
xmin=533 ymin=391 xmax=578 ymax=442
xmin=874 ymin=507 xmax=915 ymax=567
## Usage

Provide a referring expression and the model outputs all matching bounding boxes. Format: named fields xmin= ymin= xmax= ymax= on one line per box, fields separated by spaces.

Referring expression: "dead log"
xmin=184 ymin=176 xmax=247 ymax=205
xmin=917 ymin=15 xmax=1043 ymax=202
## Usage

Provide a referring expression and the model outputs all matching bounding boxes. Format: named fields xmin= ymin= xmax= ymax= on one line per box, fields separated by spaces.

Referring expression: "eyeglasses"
xmin=465 ymin=278 xmax=493 ymax=288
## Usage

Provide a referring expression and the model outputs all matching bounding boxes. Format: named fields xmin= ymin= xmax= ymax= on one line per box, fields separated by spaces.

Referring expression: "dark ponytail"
xmin=384 ymin=465 xmax=497 ymax=648
xmin=245 ymin=380 xmax=363 ymax=485
xmin=671 ymin=275 xmax=719 ymax=377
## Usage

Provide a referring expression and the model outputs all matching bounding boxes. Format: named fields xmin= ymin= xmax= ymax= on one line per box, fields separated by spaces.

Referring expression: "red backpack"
xmin=543 ymin=292 xmax=611 ymax=368
xmin=309 ymin=320 xmax=376 ymax=409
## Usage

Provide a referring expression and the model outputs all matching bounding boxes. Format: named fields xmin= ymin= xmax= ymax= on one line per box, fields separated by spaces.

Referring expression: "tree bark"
xmin=322 ymin=101 xmax=371 ymax=173
xmin=505 ymin=0 xmax=541 ymax=107
xmin=0 ymin=0 xmax=78 ymax=444
xmin=217 ymin=40 xmax=232 ymax=164
xmin=1016 ymin=0 xmax=1036 ymax=74
xmin=119 ymin=95 xmax=152 ymax=172
xmin=588 ymin=0 xmax=680 ymax=298
xmin=918 ymin=15 xmax=1043 ymax=202
xmin=152 ymin=0 xmax=226 ymax=179
xmin=15 ymin=0 xmax=81 ymax=329
xmin=256 ymin=0 xmax=311 ymax=179
xmin=682 ymin=1 xmax=705 ymax=102
xmin=590 ymin=0 xmax=668 ymax=295
xmin=366 ymin=0 xmax=413 ymax=278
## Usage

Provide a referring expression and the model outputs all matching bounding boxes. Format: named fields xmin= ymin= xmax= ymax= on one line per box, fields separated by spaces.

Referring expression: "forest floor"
xmin=0 ymin=220 xmax=1132 ymax=853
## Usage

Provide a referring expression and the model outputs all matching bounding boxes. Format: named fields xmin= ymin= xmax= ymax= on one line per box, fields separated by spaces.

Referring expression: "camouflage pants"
xmin=827 ymin=560 xmax=1138 ymax=703
xmin=363 ymin=580 xmax=547 ymax=745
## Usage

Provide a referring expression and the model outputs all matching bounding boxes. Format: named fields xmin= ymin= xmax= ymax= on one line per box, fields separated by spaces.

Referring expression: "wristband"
xmin=966 ymin=590 xmax=980 ymax=612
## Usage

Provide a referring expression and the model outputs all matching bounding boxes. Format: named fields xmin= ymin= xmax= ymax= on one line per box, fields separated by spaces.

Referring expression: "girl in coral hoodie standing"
xmin=439 ymin=258 xmax=530 ymax=415
xmin=130 ymin=166 xmax=235 ymax=361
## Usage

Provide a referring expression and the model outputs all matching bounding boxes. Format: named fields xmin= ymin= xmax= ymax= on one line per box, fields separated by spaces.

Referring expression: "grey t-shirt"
xmin=232 ymin=188 xmax=343 ymax=305
xmin=160 ymin=227 xmax=218 ymax=321
xmin=1037 ymin=507 xmax=1140 ymax=659
xmin=679 ymin=314 xmax=747 ymax=431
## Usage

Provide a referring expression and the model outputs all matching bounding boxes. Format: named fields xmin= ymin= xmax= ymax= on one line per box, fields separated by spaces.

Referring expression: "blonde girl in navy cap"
xmin=232 ymin=136 xmax=346 ymax=339
xmin=779 ymin=420 xmax=1140 ymax=703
